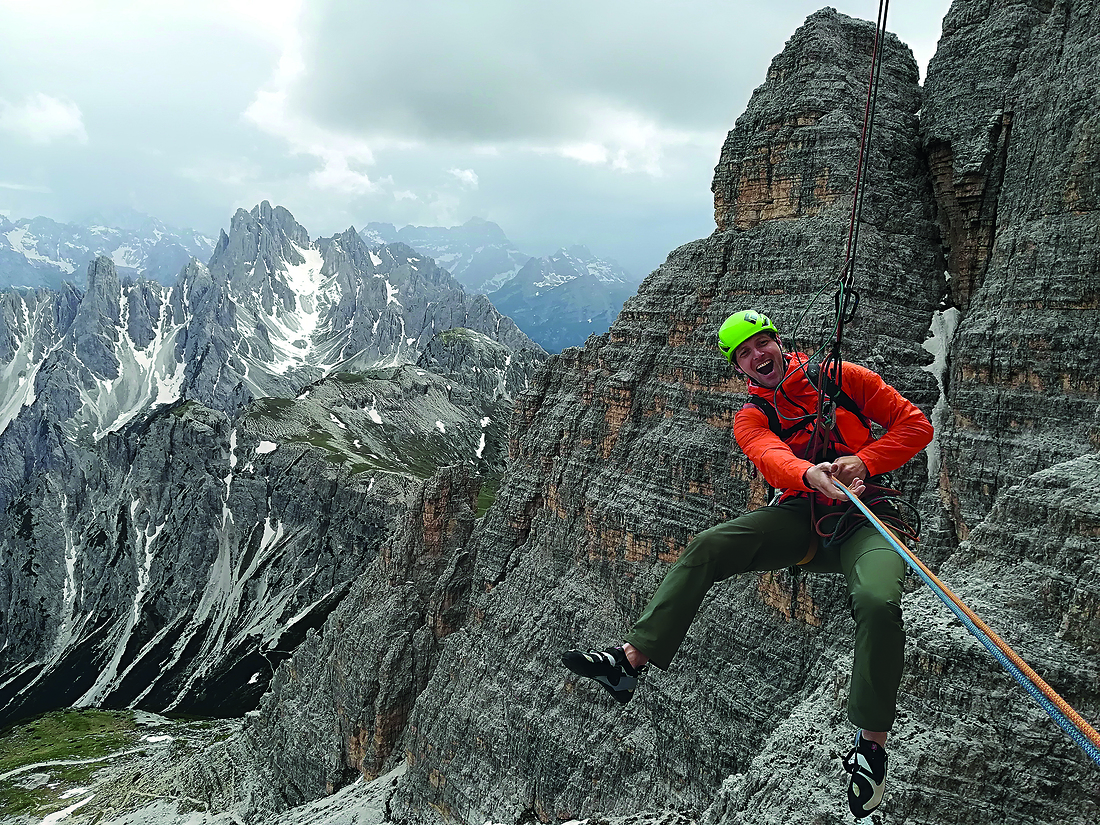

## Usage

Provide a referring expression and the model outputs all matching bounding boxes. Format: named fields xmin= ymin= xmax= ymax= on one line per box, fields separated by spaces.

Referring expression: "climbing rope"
xmin=785 ymin=3 xmax=1100 ymax=768
xmin=778 ymin=0 xmax=890 ymax=444
xmin=836 ymin=479 xmax=1100 ymax=769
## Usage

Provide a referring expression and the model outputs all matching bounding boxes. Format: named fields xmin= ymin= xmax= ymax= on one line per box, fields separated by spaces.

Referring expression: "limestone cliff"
xmin=387 ymin=9 xmax=945 ymax=824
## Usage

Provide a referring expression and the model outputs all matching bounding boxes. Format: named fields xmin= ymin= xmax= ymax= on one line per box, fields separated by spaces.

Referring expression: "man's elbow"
xmin=916 ymin=415 xmax=934 ymax=449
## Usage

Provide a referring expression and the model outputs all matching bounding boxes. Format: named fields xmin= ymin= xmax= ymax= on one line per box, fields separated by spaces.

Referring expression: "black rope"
xmin=811 ymin=0 xmax=890 ymax=454
xmin=799 ymin=0 xmax=915 ymax=545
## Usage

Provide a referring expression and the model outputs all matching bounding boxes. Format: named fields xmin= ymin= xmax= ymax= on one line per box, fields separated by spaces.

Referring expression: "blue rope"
xmin=841 ymin=487 xmax=1100 ymax=769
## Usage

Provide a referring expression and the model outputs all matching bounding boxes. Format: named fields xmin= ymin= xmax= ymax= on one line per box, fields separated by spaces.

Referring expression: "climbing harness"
xmin=836 ymin=480 xmax=1100 ymax=769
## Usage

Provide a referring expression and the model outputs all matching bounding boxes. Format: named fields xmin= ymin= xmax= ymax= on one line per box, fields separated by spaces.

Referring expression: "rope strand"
xmin=836 ymin=480 xmax=1100 ymax=768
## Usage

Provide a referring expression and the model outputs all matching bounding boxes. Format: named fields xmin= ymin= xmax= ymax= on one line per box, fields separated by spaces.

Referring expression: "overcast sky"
xmin=0 ymin=0 xmax=952 ymax=279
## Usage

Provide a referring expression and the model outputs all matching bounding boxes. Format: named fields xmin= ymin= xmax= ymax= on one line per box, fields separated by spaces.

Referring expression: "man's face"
xmin=733 ymin=331 xmax=785 ymax=388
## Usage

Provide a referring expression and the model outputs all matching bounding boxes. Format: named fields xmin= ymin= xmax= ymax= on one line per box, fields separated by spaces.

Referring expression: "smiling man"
xmin=562 ymin=309 xmax=933 ymax=819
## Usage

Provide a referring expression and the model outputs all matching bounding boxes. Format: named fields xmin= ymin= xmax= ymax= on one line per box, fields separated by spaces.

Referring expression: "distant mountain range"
xmin=362 ymin=217 xmax=531 ymax=294
xmin=0 ymin=213 xmax=215 ymax=290
xmin=488 ymin=244 xmax=638 ymax=353
xmin=362 ymin=218 xmax=639 ymax=352
xmin=0 ymin=210 xmax=640 ymax=352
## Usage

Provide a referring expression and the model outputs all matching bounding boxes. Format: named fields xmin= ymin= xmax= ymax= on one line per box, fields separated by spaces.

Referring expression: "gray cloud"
xmin=293 ymin=2 xmax=799 ymax=145
xmin=293 ymin=2 xmax=947 ymax=148
xmin=0 ymin=0 xmax=952 ymax=278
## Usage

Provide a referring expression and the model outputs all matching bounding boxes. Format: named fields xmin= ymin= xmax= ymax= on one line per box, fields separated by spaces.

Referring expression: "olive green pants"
xmin=623 ymin=497 xmax=905 ymax=732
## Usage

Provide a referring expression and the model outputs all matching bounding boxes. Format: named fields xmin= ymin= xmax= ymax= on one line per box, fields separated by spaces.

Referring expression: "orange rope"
xmin=836 ymin=480 xmax=1100 ymax=751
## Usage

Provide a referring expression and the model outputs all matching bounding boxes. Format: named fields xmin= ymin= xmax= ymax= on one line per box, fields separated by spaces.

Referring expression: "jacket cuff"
xmin=794 ymin=460 xmax=816 ymax=492
xmin=855 ymin=451 xmax=878 ymax=478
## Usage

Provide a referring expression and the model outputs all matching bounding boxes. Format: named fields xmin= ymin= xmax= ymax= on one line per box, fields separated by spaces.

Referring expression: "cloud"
xmin=0 ymin=181 xmax=52 ymax=193
xmin=241 ymin=11 xmax=386 ymax=197
xmin=308 ymin=151 xmax=375 ymax=195
xmin=448 ymin=168 xmax=479 ymax=188
xmin=0 ymin=0 xmax=954 ymax=278
xmin=0 ymin=94 xmax=88 ymax=145
xmin=178 ymin=158 xmax=261 ymax=188
xmin=274 ymin=0 xmax=785 ymax=179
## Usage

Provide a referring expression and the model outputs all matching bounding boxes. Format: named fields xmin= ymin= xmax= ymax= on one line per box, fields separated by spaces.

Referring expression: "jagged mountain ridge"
xmin=0 ymin=368 xmax=506 ymax=727
xmin=0 ymin=212 xmax=215 ymax=290
xmin=0 ymin=201 xmax=546 ymax=729
xmin=0 ymin=201 xmax=545 ymax=448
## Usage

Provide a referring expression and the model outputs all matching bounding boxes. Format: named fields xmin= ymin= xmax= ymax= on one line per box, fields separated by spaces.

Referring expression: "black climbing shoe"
xmin=843 ymin=731 xmax=888 ymax=818
xmin=561 ymin=646 xmax=643 ymax=705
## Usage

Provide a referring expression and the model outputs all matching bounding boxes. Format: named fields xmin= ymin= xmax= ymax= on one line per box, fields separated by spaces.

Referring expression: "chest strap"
xmin=747 ymin=361 xmax=873 ymax=442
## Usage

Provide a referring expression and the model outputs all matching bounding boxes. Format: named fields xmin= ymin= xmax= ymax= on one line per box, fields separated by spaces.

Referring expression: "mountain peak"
xmin=455 ymin=217 xmax=507 ymax=242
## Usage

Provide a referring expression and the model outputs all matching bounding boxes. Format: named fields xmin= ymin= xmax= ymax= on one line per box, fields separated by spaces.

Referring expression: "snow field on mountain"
xmin=4 ymin=226 xmax=78 ymax=273
xmin=262 ymin=243 xmax=338 ymax=374
xmin=86 ymin=285 xmax=187 ymax=441
xmin=0 ymin=293 xmax=62 ymax=436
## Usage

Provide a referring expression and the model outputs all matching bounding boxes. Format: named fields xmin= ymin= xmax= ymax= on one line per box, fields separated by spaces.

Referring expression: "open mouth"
xmin=755 ymin=358 xmax=775 ymax=376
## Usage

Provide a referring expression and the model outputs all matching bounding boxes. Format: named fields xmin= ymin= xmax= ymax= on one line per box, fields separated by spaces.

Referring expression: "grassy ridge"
xmin=0 ymin=709 xmax=234 ymax=821
xmin=0 ymin=709 xmax=137 ymax=817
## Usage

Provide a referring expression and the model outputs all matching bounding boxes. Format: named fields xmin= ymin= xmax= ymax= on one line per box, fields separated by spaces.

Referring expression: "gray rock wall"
xmin=384 ymin=9 xmax=945 ymax=824
xmin=923 ymin=0 xmax=1100 ymax=542
xmin=240 ymin=466 xmax=481 ymax=812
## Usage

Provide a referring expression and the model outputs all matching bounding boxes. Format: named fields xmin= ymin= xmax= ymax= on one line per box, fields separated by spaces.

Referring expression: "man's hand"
xmin=804 ymin=462 xmax=865 ymax=501
xmin=833 ymin=454 xmax=868 ymax=486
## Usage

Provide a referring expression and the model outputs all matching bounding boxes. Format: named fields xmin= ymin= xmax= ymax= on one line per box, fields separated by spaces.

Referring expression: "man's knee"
xmin=680 ymin=522 xmax=741 ymax=569
xmin=848 ymin=550 xmax=905 ymax=612
xmin=850 ymin=587 xmax=902 ymax=624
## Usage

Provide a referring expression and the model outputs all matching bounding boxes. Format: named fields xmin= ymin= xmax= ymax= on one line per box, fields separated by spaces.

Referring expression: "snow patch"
xmin=367 ymin=396 xmax=383 ymax=424
xmin=385 ymin=280 xmax=401 ymax=306
xmin=256 ymin=441 xmax=278 ymax=454
xmin=921 ymin=306 xmax=960 ymax=483
xmin=41 ymin=793 xmax=94 ymax=823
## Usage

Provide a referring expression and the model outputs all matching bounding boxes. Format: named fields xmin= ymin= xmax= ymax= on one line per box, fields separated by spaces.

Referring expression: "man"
xmin=562 ymin=309 xmax=933 ymax=819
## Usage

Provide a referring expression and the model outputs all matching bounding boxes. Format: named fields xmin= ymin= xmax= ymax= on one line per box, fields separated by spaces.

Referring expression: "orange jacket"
xmin=733 ymin=353 xmax=933 ymax=497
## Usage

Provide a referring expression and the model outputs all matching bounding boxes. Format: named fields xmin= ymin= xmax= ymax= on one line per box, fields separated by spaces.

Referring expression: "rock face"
xmin=226 ymin=5 xmax=1098 ymax=825
xmin=384 ymin=11 xmax=942 ymax=823
xmin=922 ymin=0 xmax=1100 ymax=543
xmin=242 ymin=465 xmax=481 ymax=809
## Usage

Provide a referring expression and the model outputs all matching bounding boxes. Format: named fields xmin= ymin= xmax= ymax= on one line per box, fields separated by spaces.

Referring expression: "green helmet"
xmin=717 ymin=309 xmax=779 ymax=363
